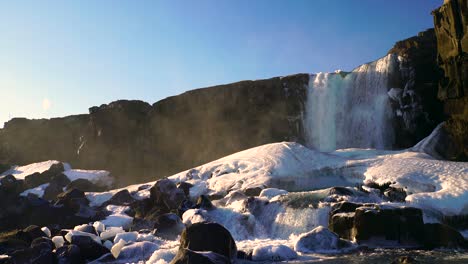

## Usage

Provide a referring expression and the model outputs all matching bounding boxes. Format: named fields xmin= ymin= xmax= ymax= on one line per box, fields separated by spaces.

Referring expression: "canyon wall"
xmin=432 ymin=0 xmax=468 ymax=160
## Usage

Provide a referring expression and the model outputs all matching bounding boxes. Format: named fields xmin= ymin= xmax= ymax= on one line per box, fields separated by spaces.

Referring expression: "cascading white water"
xmin=304 ymin=54 xmax=399 ymax=151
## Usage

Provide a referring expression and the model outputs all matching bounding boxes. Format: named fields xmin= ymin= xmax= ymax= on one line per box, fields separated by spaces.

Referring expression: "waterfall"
xmin=304 ymin=54 xmax=399 ymax=151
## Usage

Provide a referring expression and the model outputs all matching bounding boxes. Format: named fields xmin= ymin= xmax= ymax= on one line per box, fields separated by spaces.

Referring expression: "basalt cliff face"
xmin=432 ymin=0 xmax=468 ymax=160
xmin=0 ymin=1 xmax=467 ymax=186
xmin=0 ymin=75 xmax=309 ymax=186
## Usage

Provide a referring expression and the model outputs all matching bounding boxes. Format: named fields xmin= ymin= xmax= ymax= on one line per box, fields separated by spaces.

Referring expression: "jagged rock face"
xmin=432 ymin=0 xmax=468 ymax=161
xmin=387 ymin=29 xmax=445 ymax=148
xmin=0 ymin=75 xmax=309 ymax=186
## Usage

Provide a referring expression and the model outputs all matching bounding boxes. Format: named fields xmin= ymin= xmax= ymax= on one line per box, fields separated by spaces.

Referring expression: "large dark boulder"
xmin=103 ymin=189 xmax=135 ymax=206
xmin=55 ymin=188 xmax=89 ymax=211
xmin=66 ymin=179 xmax=104 ymax=192
xmin=153 ymin=213 xmax=185 ymax=240
xmin=423 ymin=223 xmax=467 ymax=249
xmin=150 ymin=179 xmax=186 ymax=211
xmin=69 ymin=235 xmax=109 ymax=261
xmin=353 ymin=205 xmax=425 ymax=247
xmin=171 ymin=248 xmax=230 ymax=264
xmin=24 ymin=162 xmax=65 ymax=189
xmin=178 ymin=222 xmax=237 ymax=262
xmin=56 ymin=244 xmax=84 ymax=264
xmin=0 ymin=175 xmax=25 ymax=196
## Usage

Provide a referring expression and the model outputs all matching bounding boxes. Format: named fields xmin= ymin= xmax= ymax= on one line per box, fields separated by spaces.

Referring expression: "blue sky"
xmin=0 ymin=0 xmax=441 ymax=126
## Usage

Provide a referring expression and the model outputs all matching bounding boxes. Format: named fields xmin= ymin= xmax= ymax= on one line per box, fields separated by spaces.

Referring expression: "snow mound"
xmin=252 ymin=244 xmax=297 ymax=261
xmin=1 ymin=160 xmax=61 ymax=179
xmin=169 ymin=142 xmax=357 ymax=197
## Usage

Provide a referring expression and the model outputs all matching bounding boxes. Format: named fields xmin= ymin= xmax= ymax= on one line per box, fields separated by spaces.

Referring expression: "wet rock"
xmin=195 ymin=195 xmax=214 ymax=210
xmin=171 ymin=248 xmax=230 ymax=264
xmin=178 ymin=222 xmax=237 ymax=262
xmin=423 ymin=223 xmax=467 ymax=249
xmin=150 ymin=179 xmax=186 ymax=211
xmin=66 ymin=179 xmax=104 ymax=192
xmin=329 ymin=212 xmax=355 ymax=241
xmin=0 ymin=175 xmax=25 ymax=195
xmin=69 ymin=235 xmax=110 ymax=261
xmin=104 ymin=190 xmax=135 ymax=206
xmin=176 ymin=182 xmax=193 ymax=197
xmin=56 ymin=244 xmax=83 ymax=264
xmin=294 ymin=226 xmax=341 ymax=253
xmin=55 ymin=188 xmax=89 ymax=212
xmin=153 ymin=213 xmax=185 ymax=240
xmin=328 ymin=187 xmax=354 ymax=196
xmin=383 ymin=187 xmax=407 ymax=202
xmin=243 ymin=186 xmax=263 ymax=197
xmin=353 ymin=205 xmax=424 ymax=247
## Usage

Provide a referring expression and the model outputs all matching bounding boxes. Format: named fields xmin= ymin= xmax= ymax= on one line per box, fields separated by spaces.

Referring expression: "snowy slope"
xmin=0 ymin=160 xmax=113 ymax=188
xmin=86 ymin=142 xmax=467 ymax=217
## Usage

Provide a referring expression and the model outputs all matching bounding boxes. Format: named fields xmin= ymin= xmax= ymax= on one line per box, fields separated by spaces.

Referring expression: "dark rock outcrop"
xmin=0 ymin=75 xmax=309 ymax=187
xmin=177 ymin=222 xmax=237 ymax=263
xmin=431 ymin=0 xmax=468 ymax=160
xmin=387 ymin=29 xmax=445 ymax=148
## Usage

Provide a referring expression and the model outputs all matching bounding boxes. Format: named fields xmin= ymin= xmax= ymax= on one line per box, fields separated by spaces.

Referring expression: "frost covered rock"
xmin=100 ymin=227 xmax=125 ymax=241
xmin=178 ymin=222 xmax=237 ymax=262
xmin=114 ymin=232 xmax=138 ymax=244
xmin=294 ymin=226 xmax=340 ymax=253
xmin=113 ymin=241 xmax=159 ymax=263
xmin=251 ymin=244 xmax=297 ymax=261
xmin=41 ymin=227 xmax=51 ymax=237
xmin=52 ymin=236 xmax=65 ymax=249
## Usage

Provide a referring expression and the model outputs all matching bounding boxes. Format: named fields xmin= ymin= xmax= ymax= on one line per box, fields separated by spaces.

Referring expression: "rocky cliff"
xmin=1 ymin=0 xmax=467 ymax=185
xmin=432 ymin=0 xmax=468 ymax=160
xmin=0 ymin=75 xmax=309 ymax=186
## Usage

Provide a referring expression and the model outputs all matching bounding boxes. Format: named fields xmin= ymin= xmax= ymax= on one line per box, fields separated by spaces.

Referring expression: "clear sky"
xmin=0 ymin=0 xmax=442 ymax=126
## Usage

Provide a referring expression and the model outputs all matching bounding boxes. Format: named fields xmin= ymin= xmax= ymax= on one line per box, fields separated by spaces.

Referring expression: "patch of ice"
xmin=20 ymin=183 xmax=49 ymax=198
xmin=252 ymin=244 xmax=297 ymax=261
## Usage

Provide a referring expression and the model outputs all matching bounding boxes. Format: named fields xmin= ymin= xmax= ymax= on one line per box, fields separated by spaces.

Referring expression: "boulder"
xmin=8 ymin=241 xmax=56 ymax=264
xmin=251 ymin=244 xmax=297 ymax=261
xmin=195 ymin=195 xmax=214 ymax=210
xmin=150 ymin=179 xmax=186 ymax=211
xmin=176 ymin=182 xmax=193 ymax=197
xmin=69 ymin=235 xmax=110 ymax=261
xmin=153 ymin=213 xmax=185 ymax=240
xmin=24 ymin=162 xmax=65 ymax=189
xmin=178 ymin=222 xmax=237 ymax=262
xmin=56 ymin=244 xmax=83 ymax=264
xmin=242 ymin=186 xmax=263 ymax=197
xmin=353 ymin=205 xmax=424 ymax=247
xmin=294 ymin=226 xmax=341 ymax=253
xmin=66 ymin=179 xmax=104 ymax=192
xmin=113 ymin=241 xmax=159 ymax=263
xmin=383 ymin=187 xmax=407 ymax=202
xmin=423 ymin=223 xmax=467 ymax=249
xmin=104 ymin=190 xmax=135 ymax=206
xmin=55 ymin=188 xmax=89 ymax=212
xmin=329 ymin=212 xmax=355 ymax=240
xmin=0 ymin=175 xmax=25 ymax=195
xmin=170 ymin=248 xmax=230 ymax=264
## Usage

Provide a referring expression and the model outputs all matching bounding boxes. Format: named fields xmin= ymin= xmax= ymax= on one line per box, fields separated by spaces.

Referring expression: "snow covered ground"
xmin=1 ymin=142 xmax=467 ymax=263
xmin=0 ymin=160 xmax=113 ymax=188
